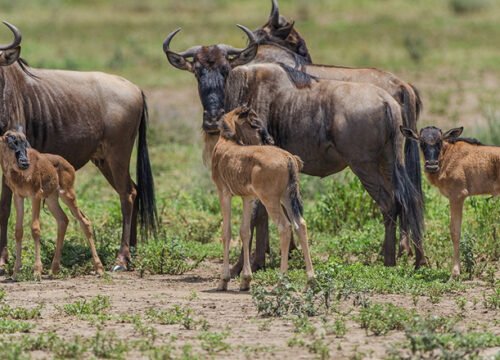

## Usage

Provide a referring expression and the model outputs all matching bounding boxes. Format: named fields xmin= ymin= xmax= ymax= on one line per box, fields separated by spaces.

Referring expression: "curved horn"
xmin=162 ymin=28 xmax=202 ymax=58
xmin=270 ymin=0 xmax=280 ymax=28
xmin=219 ymin=24 xmax=257 ymax=56
xmin=0 ymin=21 xmax=22 ymax=50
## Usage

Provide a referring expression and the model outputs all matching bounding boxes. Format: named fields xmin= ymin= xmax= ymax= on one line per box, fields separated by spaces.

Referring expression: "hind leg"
xmin=294 ymin=217 xmax=315 ymax=281
xmin=12 ymin=195 xmax=24 ymax=280
xmin=262 ymin=200 xmax=292 ymax=274
xmin=31 ymin=197 xmax=43 ymax=280
xmin=217 ymin=191 xmax=232 ymax=291
xmin=93 ymin=158 xmax=136 ymax=271
xmin=351 ymin=163 xmax=397 ymax=266
xmin=239 ymin=198 xmax=254 ymax=291
xmin=60 ymin=189 xmax=104 ymax=276
xmin=45 ymin=194 xmax=69 ymax=275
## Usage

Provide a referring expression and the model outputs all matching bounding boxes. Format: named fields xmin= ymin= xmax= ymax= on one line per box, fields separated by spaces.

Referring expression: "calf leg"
xmin=239 ymin=198 xmax=254 ymax=291
xmin=45 ymin=194 xmax=68 ymax=275
xmin=449 ymin=198 xmax=464 ymax=279
xmin=31 ymin=198 xmax=43 ymax=280
xmin=0 ymin=179 xmax=12 ymax=274
xmin=60 ymin=189 xmax=104 ymax=275
xmin=217 ymin=191 xmax=232 ymax=291
xmin=294 ymin=217 xmax=315 ymax=281
xmin=12 ymin=195 xmax=24 ymax=280
xmin=263 ymin=201 xmax=292 ymax=274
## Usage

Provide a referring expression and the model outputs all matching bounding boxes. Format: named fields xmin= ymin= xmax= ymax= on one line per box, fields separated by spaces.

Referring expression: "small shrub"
xmin=61 ymin=295 xmax=110 ymax=317
xmin=358 ymin=303 xmax=414 ymax=336
xmin=198 ymin=331 xmax=230 ymax=354
xmin=0 ymin=318 xmax=33 ymax=334
xmin=91 ymin=331 xmax=128 ymax=359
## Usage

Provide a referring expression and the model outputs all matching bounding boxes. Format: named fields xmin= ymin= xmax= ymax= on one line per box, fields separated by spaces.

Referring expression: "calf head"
xmin=253 ymin=0 xmax=312 ymax=63
xmin=0 ymin=128 xmax=31 ymax=170
xmin=163 ymin=26 xmax=258 ymax=133
xmin=0 ymin=21 xmax=22 ymax=66
xmin=220 ymin=106 xmax=274 ymax=146
xmin=400 ymin=126 xmax=463 ymax=173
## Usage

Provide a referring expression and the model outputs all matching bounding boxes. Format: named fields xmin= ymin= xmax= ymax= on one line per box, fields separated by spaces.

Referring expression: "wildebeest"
xmin=0 ymin=129 xmax=104 ymax=280
xmin=0 ymin=22 xmax=157 ymax=271
xmin=212 ymin=106 xmax=314 ymax=291
xmin=163 ymin=28 xmax=425 ymax=269
xmin=401 ymin=125 xmax=499 ymax=278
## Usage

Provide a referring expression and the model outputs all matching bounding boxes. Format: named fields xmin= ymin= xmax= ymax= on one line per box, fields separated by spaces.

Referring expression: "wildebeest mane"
xmin=278 ymin=62 xmax=317 ymax=89
xmin=447 ymin=137 xmax=483 ymax=146
xmin=256 ymin=39 xmax=309 ymax=68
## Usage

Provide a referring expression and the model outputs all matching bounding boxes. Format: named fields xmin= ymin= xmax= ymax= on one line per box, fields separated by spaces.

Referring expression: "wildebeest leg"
xmin=398 ymin=219 xmax=413 ymax=257
xmin=129 ymin=197 xmax=139 ymax=248
xmin=449 ymin=198 xmax=464 ymax=279
xmin=31 ymin=197 xmax=43 ymax=281
xmin=351 ymin=164 xmax=397 ymax=266
xmin=93 ymin=159 xmax=136 ymax=271
xmin=239 ymin=198 xmax=254 ymax=291
xmin=60 ymin=189 xmax=105 ymax=276
xmin=262 ymin=200 xmax=292 ymax=274
xmin=45 ymin=194 xmax=69 ymax=276
xmin=217 ymin=191 xmax=232 ymax=291
xmin=0 ymin=178 xmax=12 ymax=274
xmin=12 ymin=195 xmax=24 ymax=281
xmin=294 ymin=216 xmax=315 ymax=281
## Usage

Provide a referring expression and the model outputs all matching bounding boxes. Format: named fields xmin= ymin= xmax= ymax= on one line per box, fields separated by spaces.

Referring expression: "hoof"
xmin=240 ymin=276 xmax=252 ymax=291
xmin=112 ymin=265 xmax=126 ymax=272
xmin=96 ymin=267 xmax=105 ymax=277
xmin=33 ymin=272 xmax=42 ymax=282
xmin=217 ymin=280 xmax=229 ymax=292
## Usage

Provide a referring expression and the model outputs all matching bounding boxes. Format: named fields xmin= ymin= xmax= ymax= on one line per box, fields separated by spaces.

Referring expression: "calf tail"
xmin=284 ymin=156 xmax=304 ymax=228
xmin=387 ymin=103 xmax=424 ymax=263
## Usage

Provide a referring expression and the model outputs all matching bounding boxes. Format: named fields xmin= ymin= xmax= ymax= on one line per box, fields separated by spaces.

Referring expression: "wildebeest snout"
xmin=203 ymin=109 xmax=225 ymax=133
xmin=16 ymin=152 xmax=30 ymax=170
xmin=424 ymin=159 xmax=439 ymax=173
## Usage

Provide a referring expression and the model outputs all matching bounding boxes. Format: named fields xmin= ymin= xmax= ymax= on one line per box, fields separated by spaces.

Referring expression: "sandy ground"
xmin=1 ymin=261 xmax=498 ymax=359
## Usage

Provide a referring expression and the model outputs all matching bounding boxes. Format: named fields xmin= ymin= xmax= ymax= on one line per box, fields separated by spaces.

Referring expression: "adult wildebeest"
xmin=401 ymin=125 xmax=500 ymax=278
xmin=163 ymin=26 xmax=425 ymax=267
xmin=0 ymin=129 xmax=104 ymax=280
xmin=212 ymin=106 xmax=314 ymax=291
xmin=0 ymin=22 xmax=157 ymax=272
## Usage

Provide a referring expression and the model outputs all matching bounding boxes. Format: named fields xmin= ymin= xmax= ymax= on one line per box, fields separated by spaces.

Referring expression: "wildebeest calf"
xmin=0 ymin=129 xmax=104 ymax=280
xmin=401 ymin=125 xmax=498 ymax=278
xmin=211 ymin=106 xmax=314 ymax=291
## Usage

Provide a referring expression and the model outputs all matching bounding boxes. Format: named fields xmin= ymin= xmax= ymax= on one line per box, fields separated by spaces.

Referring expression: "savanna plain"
xmin=0 ymin=0 xmax=499 ymax=359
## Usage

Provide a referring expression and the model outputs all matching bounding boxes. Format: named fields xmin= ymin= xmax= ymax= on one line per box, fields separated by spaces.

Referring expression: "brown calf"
xmin=401 ymin=125 xmax=498 ymax=278
xmin=211 ymin=107 xmax=314 ymax=291
xmin=0 ymin=130 xmax=104 ymax=280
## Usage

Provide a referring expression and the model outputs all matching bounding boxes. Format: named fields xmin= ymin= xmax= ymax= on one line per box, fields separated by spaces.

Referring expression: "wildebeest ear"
xmin=230 ymin=43 xmax=258 ymax=68
xmin=273 ymin=21 xmax=295 ymax=40
xmin=443 ymin=127 xmax=463 ymax=140
xmin=0 ymin=46 xmax=21 ymax=66
xmin=165 ymin=52 xmax=193 ymax=72
xmin=400 ymin=126 xmax=419 ymax=141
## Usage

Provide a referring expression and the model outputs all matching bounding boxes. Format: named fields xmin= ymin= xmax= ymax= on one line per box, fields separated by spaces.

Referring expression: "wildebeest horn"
xmin=219 ymin=24 xmax=256 ymax=56
xmin=270 ymin=0 xmax=280 ymax=28
xmin=163 ymin=28 xmax=202 ymax=59
xmin=0 ymin=21 xmax=22 ymax=50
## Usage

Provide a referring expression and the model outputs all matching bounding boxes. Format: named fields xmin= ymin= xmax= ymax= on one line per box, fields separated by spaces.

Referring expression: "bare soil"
xmin=2 ymin=261 xmax=498 ymax=359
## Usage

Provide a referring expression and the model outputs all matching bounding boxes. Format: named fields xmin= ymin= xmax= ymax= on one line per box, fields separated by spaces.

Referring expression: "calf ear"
xmin=165 ymin=52 xmax=193 ymax=72
xmin=220 ymin=119 xmax=237 ymax=141
xmin=443 ymin=127 xmax=464 ymax=140
xmin=230 ymin=43 xmax=258 ymax=68
xmin=0 ymin=46 xmax=21 ymax=66
xmin=400 ymin=126 xmax=419 ymax=141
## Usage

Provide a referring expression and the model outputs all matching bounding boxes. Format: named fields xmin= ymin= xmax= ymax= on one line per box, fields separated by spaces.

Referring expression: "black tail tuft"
xmin=287 ymin=158 xmax=303 ymax=219
xmin=386 ymin=104 xmax=425 ymax=263
xmin=136 ymin=92 xmax=158 ymax=238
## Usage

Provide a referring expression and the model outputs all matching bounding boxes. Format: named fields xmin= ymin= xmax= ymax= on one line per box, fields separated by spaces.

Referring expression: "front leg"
xmin=217 ymin=191 xmax=232 ymax=291
xmin=31 ymin=197 xmax=43 ymax=281
xmin=239 ymin=198 xmax=254 ymax=291
xmin=12 ymin=195 xmax=24 ymax=280
xmin=449 ymin=198 xmax=464 ymax=279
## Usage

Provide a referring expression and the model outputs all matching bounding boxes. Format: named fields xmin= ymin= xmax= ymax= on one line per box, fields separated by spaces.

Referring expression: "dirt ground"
xmin=2 ymin=260 xmax=498 ymax=359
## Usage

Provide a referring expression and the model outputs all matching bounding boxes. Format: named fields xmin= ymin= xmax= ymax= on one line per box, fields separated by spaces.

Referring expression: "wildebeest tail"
xmin=284 ymin=155 xmax=304 ymax=228
xmin=136 ymin=91 xmax=158 ymax=238
xmin=400 ymin=85 xmax=423 ymax=205
xmin=386 ymin=103 xmax=424 ymax=255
